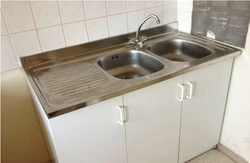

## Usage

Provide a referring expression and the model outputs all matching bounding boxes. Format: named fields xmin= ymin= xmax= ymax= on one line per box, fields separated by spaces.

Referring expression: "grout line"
xmin=104 ymin=0 xmax=110 ymax=37
xmin=162 ymin=2 xmax=164 ymax=25
xmin=125 ymin=1 xmax=129 ymax=34
xmin=56 ymin=0 xmax=67 ymax=47
xmin=1 ymin=9 xmax=10 ymax=38
xmin=81 ymin=1 xmax=90 ymax=42
xmin=29 ymin=0 xmax=43 ymax=53
xmin=0 ymin=34 xmax=8 ymax=37
xmin=1 ymin=9 xmax=21 ymax=67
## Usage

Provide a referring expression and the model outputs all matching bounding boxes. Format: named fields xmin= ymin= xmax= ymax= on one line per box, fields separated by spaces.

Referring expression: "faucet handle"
xmin=140 ymin=35 xmax=147 ymax=43
xmin=128 ymin=38 xmax=137 ymax=45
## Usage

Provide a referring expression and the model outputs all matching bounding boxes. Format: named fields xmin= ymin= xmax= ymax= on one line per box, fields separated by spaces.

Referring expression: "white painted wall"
xmin=177 ymin=0 xmax=193 ymax=33
xmin=220 ymin=24 xmax=250 ymax=163
xmin=1 ymin=69 xmax=50 ymax=163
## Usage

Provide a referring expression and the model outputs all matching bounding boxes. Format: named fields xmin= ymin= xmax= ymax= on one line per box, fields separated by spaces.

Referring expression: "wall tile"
xmin=84 ymin=1 xmax=106 ymax=20
xmin=106 ymin=1 xmax=127 ymax=15
xmin=86 ymin=17 xmax=109 ymax=41
xmin=108 ymin=13 xmax=128 ymax=37
xmin=63 ymin=21 xmax=88 ymax=47
xmin=163 ymin=4 xmax=177 ymax=24
xmin=1 ymin=15 xmax=8 ymax=35
xmin=1 ymin=1 xmax=35 ymax=33
xmin=146 ymin=1 xmax=163 ymax=8
xmin=127 ymin=10 xmax=146 ymax=32
xmin=11 ymin=30 xmax=41 ymax=62
xmin=1 ymin=0 xmax=176 ymax=72
xmin=31 ymin=1 xmax=61 ymax=28
xmin=127 ymin=1 xmax=146 ymax=12
xmin=163 ymin=0 xmax=177 ymax=5
xmin=58 ymin=1 xmax=85 ymax=24
xmin=38 ymin=26 xmax=66 ymax=51
xmin=1 ymin=36 xmax=18 ymax=72
xmin=146 ymin=6 xmax=163 ymax=28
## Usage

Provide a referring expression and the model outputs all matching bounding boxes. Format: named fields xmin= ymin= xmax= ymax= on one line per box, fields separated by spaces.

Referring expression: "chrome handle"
xmin=186 ymin=82 xmax=193 ymax=99
xmin=178 ymin=84 xmax=185 ymax=101
xmin=117 ymin=106 xmax=126 ymax=125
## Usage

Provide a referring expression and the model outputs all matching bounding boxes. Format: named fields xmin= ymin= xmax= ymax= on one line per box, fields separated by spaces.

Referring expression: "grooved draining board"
xmin=32 ymin=62 xmax=109 ymax=106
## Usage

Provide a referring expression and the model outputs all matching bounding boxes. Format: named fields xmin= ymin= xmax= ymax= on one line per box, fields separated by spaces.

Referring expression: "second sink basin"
xmin=97 ymin=50 xmax=164 ymax=79
xmin=147 ymin=39 xmax=212 ymax=62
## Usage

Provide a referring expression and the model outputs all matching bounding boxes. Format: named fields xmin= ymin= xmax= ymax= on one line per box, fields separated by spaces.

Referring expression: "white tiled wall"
xmin=1 ymin=0 xmax=177 ymax=72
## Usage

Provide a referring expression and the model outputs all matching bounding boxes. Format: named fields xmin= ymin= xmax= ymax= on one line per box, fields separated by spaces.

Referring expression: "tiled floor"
xmin=187 ymin=149 xmax=235 ymax=163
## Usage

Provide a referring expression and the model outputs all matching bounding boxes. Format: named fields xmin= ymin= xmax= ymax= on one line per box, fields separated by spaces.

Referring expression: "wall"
xmin=1 ymin=0 xmax=177 ymax=72
xmin=1 ymin=1 xmax=178 ymax=163
xmin=177 ymin=0 xmax=250 ymax=162
xmin=3 ymin=1 xmax=248 ymax=162
xmin=191 ymin=1 xmax=250 ymax=48
xmin=1 ymin=69 xmax=50 ymax=163
xmin=177 ymin=0 xmax=193 ymax=33
xmin=220 ymin=22 xmax=250 ymax=163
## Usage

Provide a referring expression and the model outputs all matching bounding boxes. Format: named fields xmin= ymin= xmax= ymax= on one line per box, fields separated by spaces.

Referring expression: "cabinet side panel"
xmin=49 ymin=96 xmax=127 ymax=163
xmin=27 ymin=80 xmax=59 ymax=163
xmin=179 ymin=58 xmax=233 ymax=163
xmin=124 ymin=76 xmax=183 ymax=163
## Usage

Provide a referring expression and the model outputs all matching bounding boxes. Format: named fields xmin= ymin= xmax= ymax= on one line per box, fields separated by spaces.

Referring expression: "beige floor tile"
xmin=187 ymin=149 xmax=235 ymax=163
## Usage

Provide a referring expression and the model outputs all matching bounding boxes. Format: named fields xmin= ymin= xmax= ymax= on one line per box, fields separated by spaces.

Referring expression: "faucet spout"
xmin=135 ymin=14 xmax=161 ymax=42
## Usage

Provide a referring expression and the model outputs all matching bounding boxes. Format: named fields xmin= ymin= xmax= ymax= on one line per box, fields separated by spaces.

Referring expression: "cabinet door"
xmin=49 ymin=96 xmax=127 ymax=163
xmin=124 ymin=76 xmax=183 ymax=163
xmin=179 ymin=59 xmax=233 ymax=163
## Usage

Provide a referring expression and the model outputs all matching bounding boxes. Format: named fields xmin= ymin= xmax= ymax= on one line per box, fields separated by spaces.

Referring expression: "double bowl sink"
xmin=98 ymin=39 xmax=212 ymax=80
xmin=21 ymin=28 xmax=241 ymax=117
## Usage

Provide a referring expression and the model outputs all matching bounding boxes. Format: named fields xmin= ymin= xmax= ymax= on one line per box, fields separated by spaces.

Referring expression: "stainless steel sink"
xmin=147 ymin=39 xmax=212 ymax=62
xmin=97 ymin=50 xmax=164 ymax=79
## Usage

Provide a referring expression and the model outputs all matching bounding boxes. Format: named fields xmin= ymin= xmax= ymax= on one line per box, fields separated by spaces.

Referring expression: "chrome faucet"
xmin=129 ymin=14 xmax=161 ymax=50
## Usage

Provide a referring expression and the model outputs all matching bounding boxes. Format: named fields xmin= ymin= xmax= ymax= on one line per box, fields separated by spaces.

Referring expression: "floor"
xmin=187 ymin=149 xmax=235 ymax=163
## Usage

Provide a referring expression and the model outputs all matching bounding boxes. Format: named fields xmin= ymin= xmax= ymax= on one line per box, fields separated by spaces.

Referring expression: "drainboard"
xmin=32 ymin=62 xmax=109 ymax=105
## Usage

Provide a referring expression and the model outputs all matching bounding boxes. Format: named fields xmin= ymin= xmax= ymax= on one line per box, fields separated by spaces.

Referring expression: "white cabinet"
xmin=124 ymin=76 xmax=183 ymax=163
xmin=32 ymin=59 xmax=233 ymax=163
xmin=49 ymin=96 xmax=127 ymax=163
xmin=179 ymin=58 xmax=233 ymax=163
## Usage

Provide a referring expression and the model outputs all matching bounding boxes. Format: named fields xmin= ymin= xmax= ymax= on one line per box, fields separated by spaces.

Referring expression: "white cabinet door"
xmin=49 ymin=96 xmax=127 ymax=163
xmin=124 ymin=76 xmax=183 ymax=163
xmin=179 ymin=59 xmax=233 ymax=163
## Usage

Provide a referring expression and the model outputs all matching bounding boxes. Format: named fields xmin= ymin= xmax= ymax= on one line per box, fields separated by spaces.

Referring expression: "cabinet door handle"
xmin=178 ymin=84 xmax=185 ymax=101
xmin=117 ymin=106 xmax=126 ymax=125
xmin=186 ymin=82 xmax=193 ymax=99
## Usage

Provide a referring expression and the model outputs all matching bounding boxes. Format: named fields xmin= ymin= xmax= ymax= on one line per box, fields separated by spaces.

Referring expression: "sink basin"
xmin=147 ymin=39 xmax=212 ymax=62
xmin=97 ymin=50 xmax=164 ymax=79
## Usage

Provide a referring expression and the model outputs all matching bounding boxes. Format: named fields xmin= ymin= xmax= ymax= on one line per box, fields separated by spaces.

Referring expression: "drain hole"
xmin=111 ymin=55 xmax=119 ymax=60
